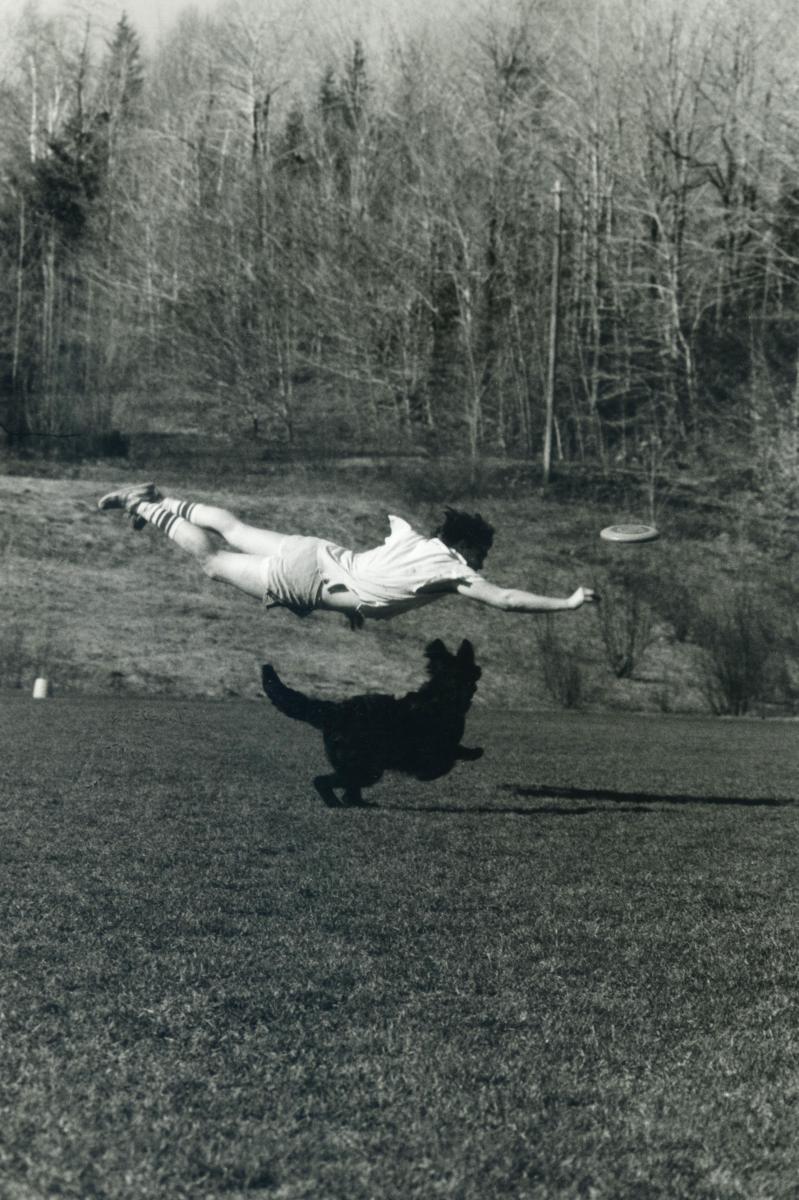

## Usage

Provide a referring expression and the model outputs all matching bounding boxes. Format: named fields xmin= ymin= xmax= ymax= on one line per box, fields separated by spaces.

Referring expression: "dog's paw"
xmin=457 ymin=745 xmax=484 ymax=761
xmin=261 ymin=664 xmax=277 ymax=687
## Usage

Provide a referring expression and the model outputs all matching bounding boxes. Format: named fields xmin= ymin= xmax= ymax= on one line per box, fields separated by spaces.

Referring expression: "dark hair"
xmin=432 ymin=506 xmax=494 ymax=570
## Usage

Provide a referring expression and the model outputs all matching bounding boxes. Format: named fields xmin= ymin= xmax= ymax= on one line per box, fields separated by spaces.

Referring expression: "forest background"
xmin=1 ymin=0 xmax=798 ymax=502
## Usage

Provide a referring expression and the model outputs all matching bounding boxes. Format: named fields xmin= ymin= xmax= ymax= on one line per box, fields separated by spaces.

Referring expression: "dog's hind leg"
xmin=313 ymin=775 xmax=372 ymax=808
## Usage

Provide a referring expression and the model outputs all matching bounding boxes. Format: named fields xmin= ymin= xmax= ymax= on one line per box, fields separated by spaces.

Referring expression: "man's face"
xmin=461 ymin=542 xmax=488 ymax=571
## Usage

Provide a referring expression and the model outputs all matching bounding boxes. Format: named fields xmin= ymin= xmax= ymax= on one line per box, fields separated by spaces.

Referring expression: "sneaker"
xmin=97 ymin=482 xmax=161 ymax=512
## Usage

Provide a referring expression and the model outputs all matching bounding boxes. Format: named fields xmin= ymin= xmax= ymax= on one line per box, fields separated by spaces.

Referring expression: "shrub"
xmin=535 ymin=616 xmax=583 ymax=708
xmin=97 ymin=428 xmax=130 ymax=458
xmin=0 ymin=621 xmax=28 ymax=689
xmin=397 ymin=459 xmax=487 ymax=505
xmin=616 ymin=553 xmax=697 ymax=643
xmin=648 ymin=578 xmax=695 ymax=642
xmin=595 ymin=566 xmax=653 ymax=679
xmin=693 ymin=589 xmax=777 ymax=715
xmin=0 ymin=616 xmax=61 ymax=694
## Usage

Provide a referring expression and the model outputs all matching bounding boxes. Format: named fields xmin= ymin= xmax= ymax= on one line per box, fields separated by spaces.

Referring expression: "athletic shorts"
xmin=260 ymin=535 xmax=330 ymax=617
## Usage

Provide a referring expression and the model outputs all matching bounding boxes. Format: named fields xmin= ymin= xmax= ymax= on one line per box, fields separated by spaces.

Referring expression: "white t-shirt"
xmin=317 ymin=515 xmax=481 ymax=619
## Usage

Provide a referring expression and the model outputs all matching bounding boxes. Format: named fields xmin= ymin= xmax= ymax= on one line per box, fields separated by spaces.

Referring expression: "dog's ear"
xmin=425 ymin=638 xmax=449 ymax=662
xmin=457 ymin=640 xmax=475 ymax=663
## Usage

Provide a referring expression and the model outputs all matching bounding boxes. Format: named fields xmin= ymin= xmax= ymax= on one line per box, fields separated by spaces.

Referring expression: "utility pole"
xmin=543 ymin=178 xmax=562 ymax=486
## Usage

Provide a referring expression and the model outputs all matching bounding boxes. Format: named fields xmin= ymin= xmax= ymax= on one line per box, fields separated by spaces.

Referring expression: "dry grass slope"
xmin=1 ymin=468 xmax=795 ymax=713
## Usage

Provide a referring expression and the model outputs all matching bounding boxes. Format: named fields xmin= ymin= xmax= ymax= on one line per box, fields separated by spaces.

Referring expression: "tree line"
xmin=1 ymin=0 xmax=798 ymax=498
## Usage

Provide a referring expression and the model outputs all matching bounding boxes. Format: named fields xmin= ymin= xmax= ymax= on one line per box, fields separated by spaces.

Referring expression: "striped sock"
xmin=128 ymin=499 xmax=216 ymax=559
xmin=130 ymin=499 xmax=182 ymax=537
xmin=159 ymin=498 xmax=201 ymax=523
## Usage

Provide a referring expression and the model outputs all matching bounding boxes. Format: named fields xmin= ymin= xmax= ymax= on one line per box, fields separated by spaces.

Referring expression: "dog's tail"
xmin=261 ymin=664 xmax=330 ymax=730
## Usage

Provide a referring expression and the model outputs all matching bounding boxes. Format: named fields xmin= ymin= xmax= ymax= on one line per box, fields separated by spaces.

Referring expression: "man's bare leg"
xmin=98 ymin=484 xmax=287 ymax=555
xmin=159 ymin=498 xmax=287 ymax=556
xmin=98 ymin=485 xmax=271 ymax=600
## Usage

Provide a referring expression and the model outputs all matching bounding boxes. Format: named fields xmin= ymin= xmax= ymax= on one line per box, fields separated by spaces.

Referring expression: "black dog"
xmin=262 ymin=639 xmax=483 ymax=807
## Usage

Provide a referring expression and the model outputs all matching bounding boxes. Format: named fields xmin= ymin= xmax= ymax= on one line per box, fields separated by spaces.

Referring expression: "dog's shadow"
xmin=263 ymin=639 xmax=483 ymax=808
xmin=261 ymin=647 xmax=793 ymax=814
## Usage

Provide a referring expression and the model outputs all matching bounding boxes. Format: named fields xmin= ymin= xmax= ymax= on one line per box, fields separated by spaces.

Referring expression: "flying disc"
xmin=600 ymin=523 xmax=660 ymax=544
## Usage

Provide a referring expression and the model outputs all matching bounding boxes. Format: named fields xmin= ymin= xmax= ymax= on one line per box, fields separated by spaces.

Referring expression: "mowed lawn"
xmin=1 ymin=698 xmax=798 ymax=1200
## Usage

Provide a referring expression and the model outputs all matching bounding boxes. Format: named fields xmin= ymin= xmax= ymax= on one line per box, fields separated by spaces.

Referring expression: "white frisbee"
xmin=600 ymin=523 xmax=660 ymax=544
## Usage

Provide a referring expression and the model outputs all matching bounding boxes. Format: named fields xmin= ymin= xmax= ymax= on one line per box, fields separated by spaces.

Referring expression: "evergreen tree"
xmin=30 ymin=107 xmax=108 ymax=243
xmin=104 ymin=13 xmax=144 ymax=125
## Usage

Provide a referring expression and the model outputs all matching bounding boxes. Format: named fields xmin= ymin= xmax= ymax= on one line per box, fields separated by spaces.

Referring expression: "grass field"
xmin=1 ymin=695 xmax=798 ymax=1199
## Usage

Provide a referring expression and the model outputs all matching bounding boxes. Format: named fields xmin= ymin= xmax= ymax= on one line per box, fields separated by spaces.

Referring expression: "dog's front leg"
xmin=341 ymin=785 xmax=372 ymax=807
xmin=313 ymin=774 xmax=343 ymax=807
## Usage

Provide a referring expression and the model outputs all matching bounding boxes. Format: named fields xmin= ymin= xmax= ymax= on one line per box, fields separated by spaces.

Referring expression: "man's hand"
xmin=568 ymin=586 xmax=599 ymax=610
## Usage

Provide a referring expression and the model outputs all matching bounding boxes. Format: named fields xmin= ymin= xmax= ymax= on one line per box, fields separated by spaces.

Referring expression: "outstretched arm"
xmin=455 ymin=577 xmax=598 ymax=613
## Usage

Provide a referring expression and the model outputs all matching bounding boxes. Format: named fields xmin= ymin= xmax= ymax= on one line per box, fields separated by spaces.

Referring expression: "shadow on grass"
xmin=377 ymin=801 xmax=651 ymax=817
xmin=505 ymin=784 xmax=793 ymax=808
xmin=364 ymin=783 xmax=794 ymax=816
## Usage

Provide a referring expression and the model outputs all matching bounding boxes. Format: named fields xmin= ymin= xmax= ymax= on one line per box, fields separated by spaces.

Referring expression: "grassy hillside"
xmin=1 ymin=464 xmax=795 ymax=713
